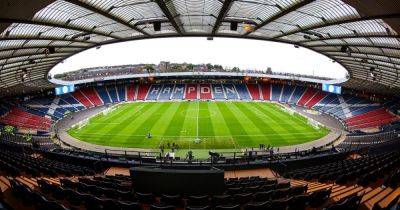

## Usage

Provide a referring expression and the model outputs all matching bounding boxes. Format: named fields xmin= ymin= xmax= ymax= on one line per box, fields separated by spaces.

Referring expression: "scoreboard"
xmin=55 ymin=84 xmax=75 ymax=95
xmin=322 ymin=84 xmax=341 ymax=94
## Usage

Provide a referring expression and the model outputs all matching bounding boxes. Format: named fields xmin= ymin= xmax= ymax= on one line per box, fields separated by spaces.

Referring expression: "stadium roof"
xmin=0 ymin=0 xmax=399 ymax=96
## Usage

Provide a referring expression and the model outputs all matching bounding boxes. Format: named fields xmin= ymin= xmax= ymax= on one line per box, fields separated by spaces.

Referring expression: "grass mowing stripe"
xmin=161 ymin=102 xmax=190 ymax=146
xmin=234 ymin=102 xmax=287 ymax=145
xmin=216 ymin=102 xmax=253 ymax=147
xmin=256 ymin=103 xmax=326 ymax=141
xmin=72 ymin=102 xmax=154 ymax=145
xmin=207 ymin=102 xmax=235 ymax=149
xmin=69 ymin=101 xmax=330 ymax=150
xmin=266 ymin=103 xmax=328 ymax=138
xmin=121 ymin=102 xmax=172 ymax=147
xmin=198 ymin=101 xmax=216 ymax=149
xmin=106 ymin=102 xmax=157 ymax=143
xmin=252 ymin=103 xmax=311 ymax=141
xmin=77 ymin=103 xmax=133 ymax=133
xmin=179 ymin=102 xmax=197 ymax=148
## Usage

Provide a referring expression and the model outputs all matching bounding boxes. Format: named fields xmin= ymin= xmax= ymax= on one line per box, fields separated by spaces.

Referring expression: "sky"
xmin=50 ymin=37 xmax=348 ymax=79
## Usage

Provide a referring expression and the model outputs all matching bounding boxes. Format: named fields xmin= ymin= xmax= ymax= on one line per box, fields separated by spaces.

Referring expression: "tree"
xmin=187 ymin=64 xmax=194 ymax=71
xmin=206 ymin=63 xmax=213 ymax=70
xmin=144 ymin=64 xmax=155 ymax=73
xmin=232 ymin=67 xmax=240 ymax=72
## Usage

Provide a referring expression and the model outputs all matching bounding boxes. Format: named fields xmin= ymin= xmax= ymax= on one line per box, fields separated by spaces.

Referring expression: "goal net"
xmin=77 ymin=118 xmax=89 ymax=130
xmin=279 ymin=104 xmax=295 ymax=115
xmin=308 ymin=118 xmax=321 ymax=129
xmin=102 ymin=105 xmax=117 ymax=116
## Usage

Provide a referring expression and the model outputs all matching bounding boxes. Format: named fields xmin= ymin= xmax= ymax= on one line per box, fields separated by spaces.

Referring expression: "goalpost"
xmin=72 ymin=104 xmax=118 ymax=130
xmin=278 ymin=103 xmax=321 ymax=129
xmin=307 ymin=118 xmax=321 ymax=130
xmin=77 ymin=118 xmax=89 ymax=130
xmin=101 ymin=104 xmax=117 ymax=116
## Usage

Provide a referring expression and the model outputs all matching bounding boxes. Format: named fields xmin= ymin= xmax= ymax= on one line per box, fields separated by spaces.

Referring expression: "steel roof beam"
xmin=244 ymin=0 xmax=315 ymax=36
xmin=309 ymin=44 xmax=400 ymax=51
xmin=0 ymin=60 xmax=60 ymax=73
xmin=0 ymin=36 xmax=98 ymax=44
xmin=0 ymin=55 xmax=72 ymax=68
xmin=0 ymin=51 xmax=76 ymax=62
xmin=321 ymin=50 xmax=400 ymax=60
xmin=154 ymin=0 xmax=184 ymax=34
xmin=212 ymin=0 xmax=234 ymax=35
xmin=332 ymin=54 xmax=400 ymax=71
xmin=0 ymin=45 xmax=86 ymax=53
xmin=299 ymin=34 xmax=400 ymax=43
xmin=342 ymin=62 xmax=398 ymax=76
xmin=0 ymin=18 xmax=122 ymax=40
xmin=274 ymin=13 xmax=400 ymax=39
xmin=64 ymin=0 xmax=150 ymax=36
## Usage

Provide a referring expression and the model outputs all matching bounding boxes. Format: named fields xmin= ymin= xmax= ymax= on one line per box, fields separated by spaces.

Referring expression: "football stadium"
xmin=0 ymin=0 xmax=400 ymax=210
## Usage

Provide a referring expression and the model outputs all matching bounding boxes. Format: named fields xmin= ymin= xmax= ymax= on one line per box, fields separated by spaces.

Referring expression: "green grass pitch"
xmin=68 ymin=101 xmax=329 ymax=154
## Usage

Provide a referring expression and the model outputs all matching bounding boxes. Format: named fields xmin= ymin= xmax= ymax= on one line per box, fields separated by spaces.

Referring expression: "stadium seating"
xmin=305 ymin=91 xmax=327 ymax=108
xmin=1 ymin=82 xmax=398 ymax=132
xmin=72 ymin=90 xmax=94 ymax=108
xmin=280 ymin=85 xmax=295 ymax=103
xmin=171 ymin=84 xmax=186 ymax=100
xmin=158 ymin=84 xmax=174 ymax=100
xmin=199 ymin=84 xmax=212 ymax=100
xmin=107 ymin=85 xmax=119 ymax=103
xmin=59 ymin=94 xmax=85 ymax=111
xmin=297 ymin=88 xmax=317 ymax=106
xmin=224 ymin=84 xmax=239 ymax=100
xmin=0 ymin=108 xmax=51 ymax=131
xmin=260 ymin=84 xmax=271 ymax=101
xmin=285 ymin=151 xmax=400 ymax=186
xmin=270 ymin=84 xmax=282 ymax=101
xmin=235 ymin=84 xmax=251 ymax=100
xmin=146 ymin=84 xmax=163 ymax=100
xmin=212 ymin=84 xmax=226 ymax=100
xmin=117 ymin=84 xmax=127 ymax=102
xmin=246 ymin=84 xmax=261 ymax=100
xmin=95 ymin=86 xmax=112 ymax=104
xmin=137 ymin=84 xmax=150 ymax=100
xmin=126 ymin=84 xmax=135 ymax=101
xmin=82 ymin=88 xmax=104 ymax=106
xmin=288 ymin=86 xmax=306 ymax=104
xmin=185 ymin=84 xmax=198 ymax=100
